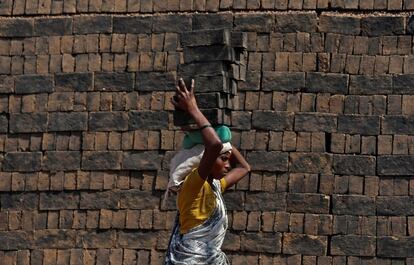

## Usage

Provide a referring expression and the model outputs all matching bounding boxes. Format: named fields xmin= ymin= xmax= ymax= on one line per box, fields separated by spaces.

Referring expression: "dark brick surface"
xmin=42 ymin=151 xmax=81 ymax=171
xmin=15 ymin=75 xmax=53 ymax=94
xmin=10 ymin=113 xmax=48 ymax=133
xmin=283 ymin=233 xmax=327 ymax=255
xmin=331 ymin=235 xmax=376 ymax=256
xmin=3 ymin=152 xmax=42 ymax=172
xmin=332 ymin=195 xmax=376 ymax=216
xmin=252 ymin=111 xmax=294 ymax=130
xmin=48 ymin=112 xmax=88 ymax=131
xmin=333 ymin=155 xmax=376 ymax=175
xmin=0 ymin=5 xmax=412 ymax=262
xmin=136 ymin=72 xmax=176 ymax=91
xmin=89 ymin=112 xmax=128 ymax=131
xmin=34 ymin=18 xmax=72 ymax=36
xmin=73 ymin=15 xmax=112 ymax=34
xmin=0 ymin=18 xmax=33 ymax=37
xmin=55 ymin=73 xmax=93 ymax=92
xmin=94 ymin=72 xmax=134 ymax=92
xmin=113 ymin=16 xmax=152 ymax=34
xmin=129 ymin=111 xmax=169 ymax=130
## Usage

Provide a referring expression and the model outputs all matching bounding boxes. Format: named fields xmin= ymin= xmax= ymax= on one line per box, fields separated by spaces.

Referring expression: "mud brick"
xmin=392 ymin=135 xmax=408 ymax=154
xmin=34 ymin=18 xmax=72 ymax=37
xmin=234 ymin=14 xmax=274 ymax=32
xmin=393 ymin=74 xmax=414 ymax=94
xmin=349 ymin=75 xmax=393 ymax=95
xmin=275 ymin=13 xmax=316 ymax=33
xmin=0 ymin=18 xmax=33 ymax=37
xmin=88 ymin=112 xmax=128 ymax=132
xmin=252 ymin=111 xmax=293 ymax=131
xmin=74 ymin=15 xmax=111 ymax=34
xmin=289 ymin=213 xmax=304 ymax=233
xmin=382 ymin=115 xmax=414 ymax=135
xmin=152 ymin=14 xmax=191 ymax=33
xmin=333 ymin=154 xmax=376 ymax=175
xmin=81 ymin=151 xmax=122 ymax=170
xmin=61 ymin=54 xmax=75 ymax=72
xmin=41 ymin=151 xmax=80 ymax=171
xmin=182 ymin=29 xmax=231 ymax=47
xmin=245 ymin=91 xmax=259 ymax=110
xmin=47 ymin=112 xmax=87 ymax=132
xmin=283 ymin=233 xmax=327 ymax=255
xmin=274 ymin=0 xmax=288 ymax=9
xmin=129 ymin=110 xmax=168 ymax=130
xmin=184 ymin=45 xmax=235 ymax=63
xmin=331 ymin=235 xmax=376 ymax=256
xmin=305 ymin=73 xmax=348 ymax=94
xmin=240 ymin=232 xmax=282 ymax=254
xmin=136 ymin=72 xmax=175 ymax=92
xmin=133 ymin=130 xmax=148 ymax=150
xmin=14 ymin=74 xmax=53 ymax=94
xmin=61 ymin=36 xmax=74 ymax=53
xmin=122 ymin=151 xmax=162 ymax=170
xmin=317 ymin=53 xmax=330 ymax=72
xmin=94 ymin=72 xmax=134 ymax=92
xmin=246 ymin=211 xmax=261 ymax=231
xmin=361 ymin=16 xmax=405 ymax=36
xmin=262 ymin=72 xmax=305 ymax=92
xmin=319 ymin=15 xmax=361 ymax=35
xmin=387 ymin=95 xmax=402 ymax=114
xmin=338 ymin=115 xmax=380 ymax=136
xmin=268 ymin=131 xmax=283 ymax=151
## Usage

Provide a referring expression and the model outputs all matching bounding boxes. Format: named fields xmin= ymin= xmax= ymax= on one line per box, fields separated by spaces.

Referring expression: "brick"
xmin=275 ymin=13 xmax=316 ymax=33
xmin=382 ymin=116 xmax=414 ymax=134
xmin=73 ymin=15 xmax=111 ymax=34
xmin=289 ymin=153 xmax=332 ymax=174
xmin=349 ymin=75 xmax=392 ymax=95
xmin=319 ymin=15 xmax=361 ymax=35
xmin=337 ymin=115 xmax=380 ymax=135
xmin=1 ymin=192 xmax=38 ymax=210
xmin=332 ymin=195 xmax=376 ymax=216
xmin=0 ymin=231 xmax=31 ymax=250
xmin=8 ymin=113 xmax=47 ymax=134
xmin=0 ymin=18 xmax=33 ymax=37
xmin=34 ymin=18 xmax=72 ymax=36
xmin=377 ymin=236 xmax=414 ymax=257
xmin=82 ymin=151 xmax=122 ymax=170
xmin=393 ymin=74 xmax=414 ymax=94
xmin=42 ymin=151 xmax=81 ymax=171
xmin=331 ymin=235 xmax=376 ymax=256
xmin=39 ymin=192 xmax=78 ymax=210
xmin=48 ymin=112 xmax=88 ymax=131
xmin=94 ymin=72 xmax=134 ymax=92
xmin=245 ymin=192 xmax=286 ymax=211
xmin=361 ymin=16 xmax=405 ymax=36
xmin=152 ymin=14 xmax=191 ymax=33
xmin=122 ymin=151 xmax=162 ymax=170
xmin=136 ymin=72 xmax=176 ymax=91
xmin=287 ymin=193 xmax=330 ymax=214
xmin=3 ymin=152 xmax=42 ymax=172
xmin=234 ymin=14 xmax=274 ymax=32
xmin=262 ymin=72 xmax=305 ymax=92
xmin=129 ymin=111 xmax=168 ymax=130
xmin=305 ymin=73 xmax=348 ymax=94
xmin=241 ymin=232 xmax=282 ymax=253
xmin=333 ymin=155 xmax=376 ymax=175
xmin=294 ymin=113 xmax=337 ymax=132
xmin=252 ymin=111 xmax=293 ymax=130
xmin=283 ymin=233 xmax=327 ymax=255
xmin=15 ymin=74 xmax=53 ymax=94
xmin=247 ymin=151 xmax=288 ymax=171
xmin=377 ymin=155 xmax=414 ymax=175
xmin=89 ymin=112 xmax=128 ymax=131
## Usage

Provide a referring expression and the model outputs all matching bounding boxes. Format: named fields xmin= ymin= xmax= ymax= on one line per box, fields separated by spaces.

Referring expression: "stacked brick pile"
xmin=0 ymin=0 xmax=414 ymax=264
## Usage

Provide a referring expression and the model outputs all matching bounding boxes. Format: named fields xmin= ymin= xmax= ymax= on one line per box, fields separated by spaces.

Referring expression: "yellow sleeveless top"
xmin=177 ymin=167 xmax=227 ymax=234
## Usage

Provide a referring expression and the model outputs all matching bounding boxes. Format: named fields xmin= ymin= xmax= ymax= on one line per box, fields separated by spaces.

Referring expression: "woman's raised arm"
xmin=171 ymin=78 xmax=223 ymax=180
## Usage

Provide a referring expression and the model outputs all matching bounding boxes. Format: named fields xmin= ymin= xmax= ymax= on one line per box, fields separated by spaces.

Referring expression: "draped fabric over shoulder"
xmin=165 ymin=179 xmax=229 ymax=265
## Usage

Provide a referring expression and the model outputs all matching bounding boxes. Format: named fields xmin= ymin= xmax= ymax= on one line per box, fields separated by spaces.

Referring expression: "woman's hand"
xmin=171 ymin=78 xmax=198 ymax=114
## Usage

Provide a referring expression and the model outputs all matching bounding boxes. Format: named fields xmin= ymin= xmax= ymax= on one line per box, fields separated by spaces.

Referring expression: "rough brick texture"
xmin=0 ymin=1 xmax=412 ymax=264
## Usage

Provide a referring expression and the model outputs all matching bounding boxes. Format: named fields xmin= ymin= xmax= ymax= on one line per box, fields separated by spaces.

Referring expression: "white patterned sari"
xmin=165 ymin=179 xmax=229 ymax=265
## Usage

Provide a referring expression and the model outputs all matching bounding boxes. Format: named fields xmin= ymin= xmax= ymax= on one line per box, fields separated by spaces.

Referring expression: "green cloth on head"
xmin=183 ymin=125 xmax=232 ymax=149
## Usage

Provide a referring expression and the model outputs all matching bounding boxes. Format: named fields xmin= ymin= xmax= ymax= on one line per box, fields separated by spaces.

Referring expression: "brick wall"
xmin=0 ymin=0 xmax=414 ymax=264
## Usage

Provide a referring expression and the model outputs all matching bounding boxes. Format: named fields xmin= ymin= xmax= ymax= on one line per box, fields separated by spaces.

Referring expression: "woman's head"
xmin=210 ymin=151 xmax=232 ymax=179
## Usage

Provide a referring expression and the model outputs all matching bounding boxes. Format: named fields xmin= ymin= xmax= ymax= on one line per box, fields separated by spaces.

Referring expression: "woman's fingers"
xmin=190 ymin=79 xmax=195 ymax=94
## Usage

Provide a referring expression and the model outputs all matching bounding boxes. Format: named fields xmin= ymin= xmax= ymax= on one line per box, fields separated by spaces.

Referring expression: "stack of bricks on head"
xmin=174 ymin=29 xmax=247 ymax=129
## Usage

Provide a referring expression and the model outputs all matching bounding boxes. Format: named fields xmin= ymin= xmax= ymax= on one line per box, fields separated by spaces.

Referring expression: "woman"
xmin=165 ymin=78 xmax=251 ymax=264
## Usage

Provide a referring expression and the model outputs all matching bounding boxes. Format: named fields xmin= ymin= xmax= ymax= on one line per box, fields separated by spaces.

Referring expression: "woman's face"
xmin=211 ymin=151 xmax=231 ymax=179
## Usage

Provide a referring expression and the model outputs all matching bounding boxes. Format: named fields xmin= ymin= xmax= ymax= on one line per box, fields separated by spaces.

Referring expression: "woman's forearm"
xmin=188 ymin=107 xmax=222 ymax=150
xmin=230 ymin=146 xmax=251 ymax=172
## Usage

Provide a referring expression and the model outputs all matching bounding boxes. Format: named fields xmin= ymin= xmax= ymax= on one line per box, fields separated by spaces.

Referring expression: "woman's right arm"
xmin=172 ymin=78 xmax=223 ymax=180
